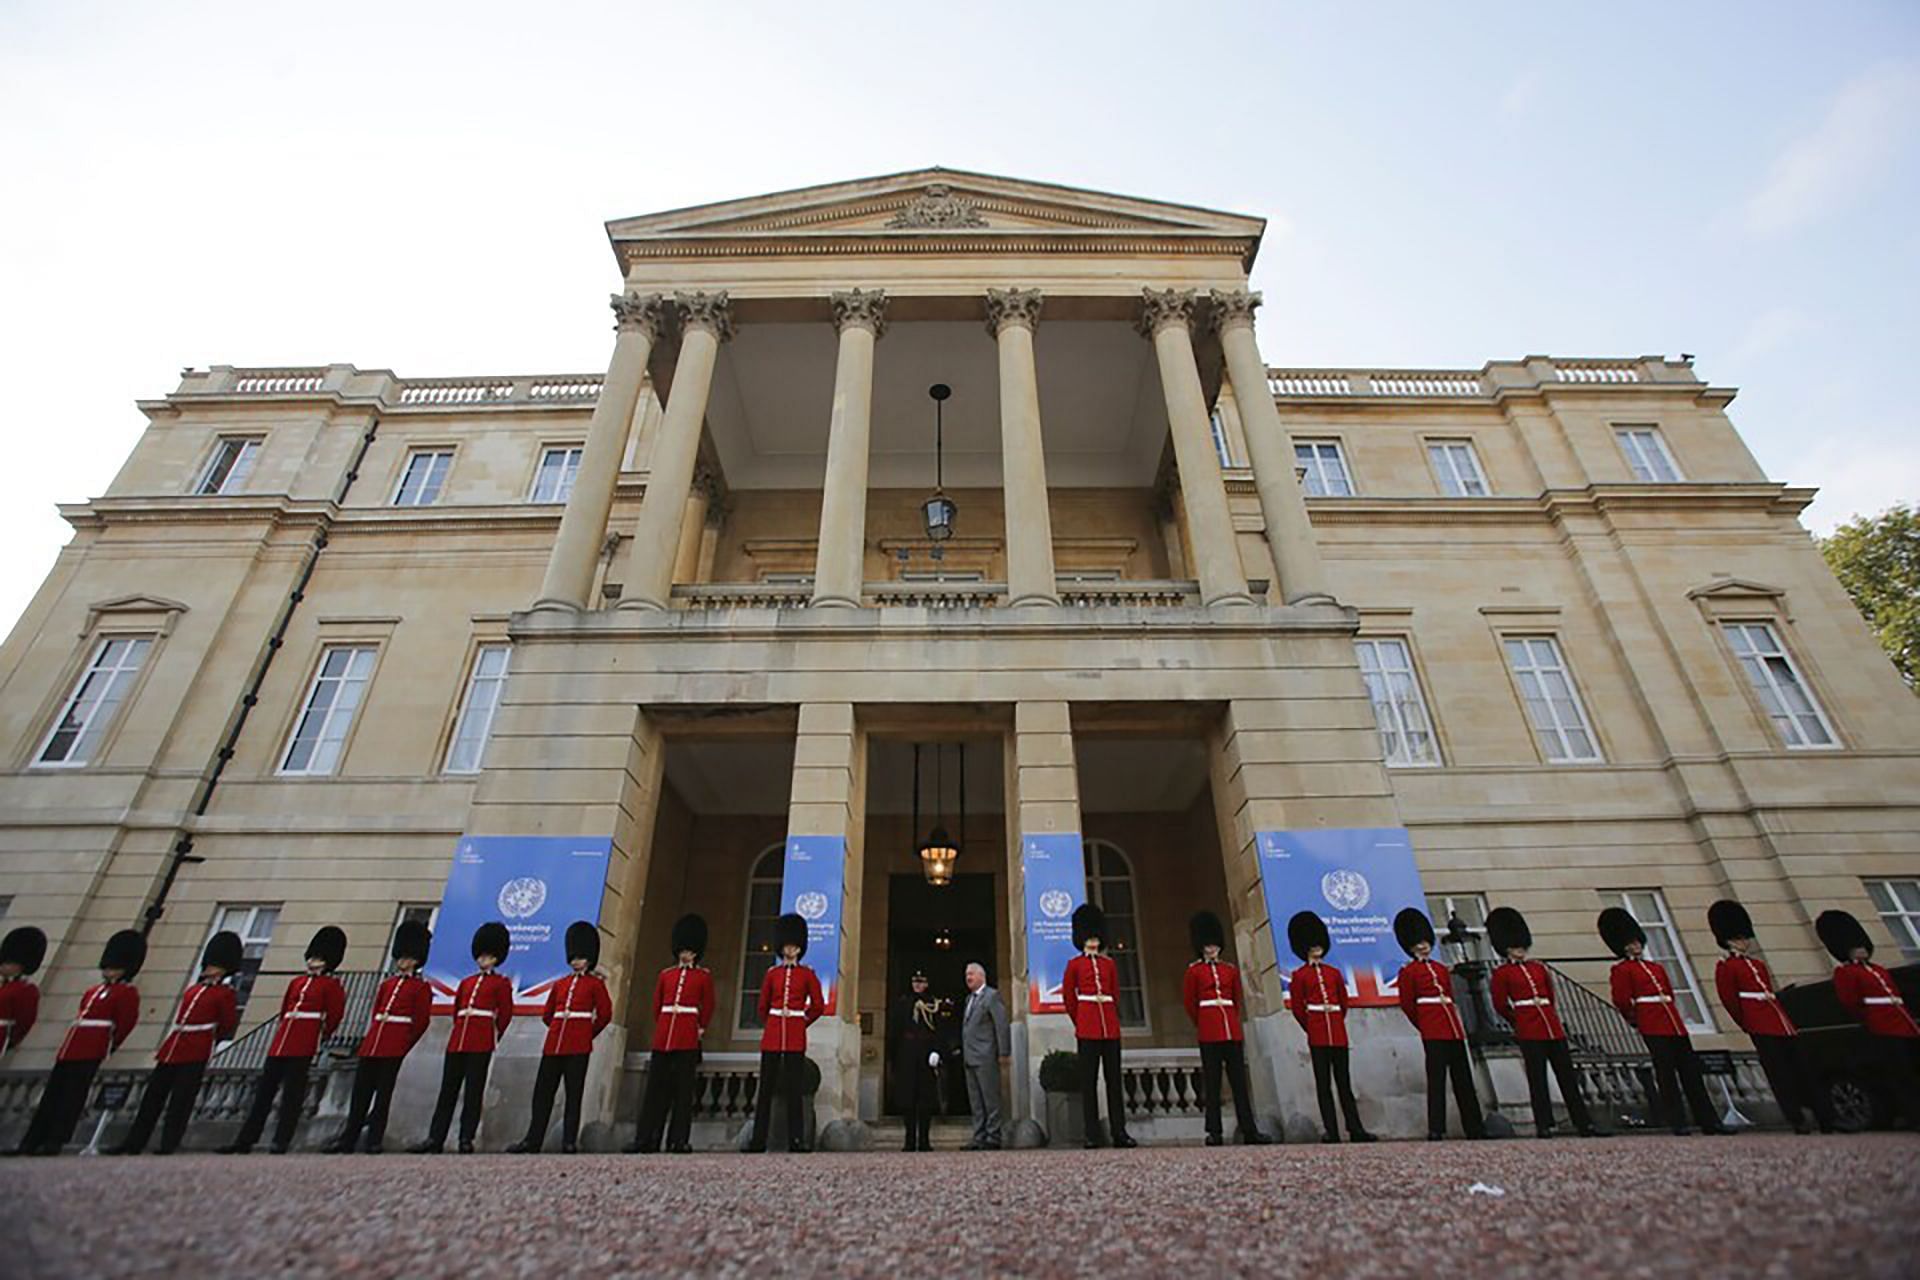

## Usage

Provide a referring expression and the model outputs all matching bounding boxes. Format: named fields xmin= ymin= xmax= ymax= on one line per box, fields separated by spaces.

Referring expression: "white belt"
xmin=1306 ymin=1003 xmax=1341 ymax=1013
xmin=553 ymin=1011 xmax=597 ymax=1019
xmin=1199 ymin=999 xmax=1234 ymax=1008
xmin=1634 ymin=995 xmax=1673 ymax=1004
xmin=456 ymin=1007 xmax=495 ymax=1017
xmin=73 ymin=1018 xmax=115 ymax=1029
xmin=170 ymin=1022 xmax=217 ymax=1034
xmin=768 ymin=1008 xmax=808 ymax=1017
xmin=661 ymin=1005 xmax=702 ymax=1016
xmin=1864 ymin=997 xmax=1901 ymax=1006
xmin=371 ymin=1013 xmax=414 ymax=1023
xmin=286 ymin=1010 xmax=326 ymax=1020
xmin=1416 ymin=996 xmax=1454 ymax=1005
xmin=1737 ymin=991 xmax=1776 ymax=1001
xmin=1079 ymin=994 xmax=1114 ymax=1003
xmin=1509 ymin=998 xmax=1550 ymax=1008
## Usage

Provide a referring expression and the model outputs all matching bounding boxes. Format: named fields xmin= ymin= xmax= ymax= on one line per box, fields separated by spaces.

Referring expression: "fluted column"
xmin=533 ymin=292 xmax=666 ymax=611
xmin=810 ymin=289 xmax=888 ymax=608
xmin=987 ymin=288 xmax=1059 ymax=607
xmin=618 ymin=291 xmax=733 ymax=610
xmin=1211 ymin=289 xmax=1334 ymax=605
xmin=1139 ymin=289 xmax=1252 ymax=606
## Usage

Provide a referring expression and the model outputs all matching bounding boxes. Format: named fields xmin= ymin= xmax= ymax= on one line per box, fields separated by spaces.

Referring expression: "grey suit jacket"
xmin=960 ymin=984 xmax=1011 ymax=1065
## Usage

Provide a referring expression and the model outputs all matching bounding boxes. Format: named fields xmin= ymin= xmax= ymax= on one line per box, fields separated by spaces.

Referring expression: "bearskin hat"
xmin=670 ymin=913 xmax=708 ymax=961
xmin=392 ymin=919 xmax=432 ymax=967
xmin=1707 ymin=899 xmax=1755 ymax=950
xmin=1816 ymin=909 xmax=1872 ymax=962
xmin=1288 ymin=910 xmax=1330 ymax=962
xmin=1189 ymin=910 xmax=1226 ymax=957
xmin=1597 ymin=907 xmax=1645 ymax=959
xmin=773 ymin=912 xmax=808 ymax=960
xmin=472 ymin=921 xmax=510 ymax=963
xmin=1393 ymin=907 xmax=1436 ymax=957
xmin=1484 ymin=907 xmax=1532 ymax=957
xmin=101 ymin=928 xmax=147 ymax=978
xmin=201 ymin=930 xmax=244 ymax=976
xmin=1072 ymin=902 xmax=1108 ymax=950
xmin=565 ymin=920 xmax=601 ymax=967
xmin=305 ymin=925 xmax=347 ymax=973
xmin=0 ymin=926 xmax=47 ymax=976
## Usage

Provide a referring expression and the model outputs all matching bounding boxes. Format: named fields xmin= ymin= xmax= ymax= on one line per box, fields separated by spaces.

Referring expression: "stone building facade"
xmin=1 ymin=168 xmax=1915 ymax=1144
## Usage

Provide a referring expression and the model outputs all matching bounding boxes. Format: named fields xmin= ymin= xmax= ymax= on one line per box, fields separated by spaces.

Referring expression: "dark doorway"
xmin=885 ymin=872 xmax=997 ymax=1116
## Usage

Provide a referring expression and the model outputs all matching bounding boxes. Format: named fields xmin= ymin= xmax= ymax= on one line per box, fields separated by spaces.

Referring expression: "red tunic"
xmin=757 ymin=961 xmax=824 ymax=1053
xmin=1182 ymin=959 xmax=1245 ymax=1044
xmin=540 ymin=972 xmax=612 ymax=1056
xmin=1834 ymin=961 xmax=1920 ymax=1038
xmin=1397 ymin=957 xmax=1466 ymax=1041
xmin=0 ymin=978 xmax=39 ymax=1053
xmin=1610 ymin=958 xmax=1689 ymax=1038
xmin=651 ymin=963 xmax=715 ymax=1052
xmin=1287 ymin=960 xmax=1349 ymax=1049
xmin=1062 ymin=952 xmax=1123 ymax=1041
xmin=446 ymin=971 xmax=514 ymax=1054
xmin=356 ymin=973 xmax=433 ymax=1058
xmin=55 ymin=981 xmax=140 ymax=1063
xmin=1490 ymin=960 xmax=1567 ymax=1042
xmin=155 ymin=982 xmax=239 ymax=1065
xmin=266 ymin=973 xmax=347 ymax=1059
xmin=1715 ymin=955 xmax=1796 ymax=1039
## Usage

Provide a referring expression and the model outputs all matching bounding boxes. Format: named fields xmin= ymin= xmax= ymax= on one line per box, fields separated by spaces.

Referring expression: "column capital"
xmin=984 ymin=287 xmax=1044 ymax=337
xmin=674 ymin=290 xmax=735 ymax=342
xmin=830 ymin=287 xmax=889 ymax=338
xmin=1208 ymin=288 xmax=1263 ymax=334
xmin=609 ymin=291 xmax=669 ymax=339
xmin=1136 ymin=287 xmax=1199 ymax=337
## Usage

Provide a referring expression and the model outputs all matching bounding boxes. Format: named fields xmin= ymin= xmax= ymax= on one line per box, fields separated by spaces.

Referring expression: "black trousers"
xmin=1644 ymin=1034 xmax=1719 ymax=1132
xmin=335 ymin=1057 xmax=404 ymax=1149
xmin=1862 ymin=1034 xmax=1920 ymax=1127
xmin=1198 ymin=1041 xmax=1260 ymax=1139
xmin=425 ymin=1051 xmax=492 ymax=1147
xmin=1752 ymin=1034 xmax=1834 ymax=1131
xmin=749 ymin=1050 xmax=807 ymax=1151
xmin=15 ymin=1059 xmax=101 ymax=1155
xmin=1077 ymin=1038 xmax=1129 ymax=1143
xmin=120 ymin=1061 xmax=209 ymax=1153
xmin=234 ymin=1056 xmax=313 ymax=1152
xmin=1309 ymin=1044 xmax=1367 ymax=1138
xmin=520 ymin=1053 xmax=589 ymax=1151
xmin=896 ymin=1044 xmax=939 ymax=1150
xmin=635 ymin=1050 xmax=699 ymax=1151
xmin=1422 ymin=1040 xmax=1486 ymax=1138
xmin=1519 ymin=1039 xmax=1594 ymax=1134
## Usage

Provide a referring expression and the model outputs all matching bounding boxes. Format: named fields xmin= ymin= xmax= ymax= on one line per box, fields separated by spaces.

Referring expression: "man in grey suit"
xmin=958 ymin=961 xmax=1010 ymax=1150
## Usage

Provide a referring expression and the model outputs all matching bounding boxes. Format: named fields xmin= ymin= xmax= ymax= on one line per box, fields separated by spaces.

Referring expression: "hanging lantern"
xmin=919 ymin=825 xmax=958 ymax=887
xmin=913 ymin=741 xmax=967 ymax=887
xmin=923 ymin=383 xmax=956 ymax=542
xmin=933 ymin=927 xmax=954 ymax=951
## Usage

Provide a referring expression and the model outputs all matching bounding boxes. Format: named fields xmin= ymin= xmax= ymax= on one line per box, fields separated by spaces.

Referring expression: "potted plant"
xmin=1040 ymin=1049 xmax=1084 ymax=1146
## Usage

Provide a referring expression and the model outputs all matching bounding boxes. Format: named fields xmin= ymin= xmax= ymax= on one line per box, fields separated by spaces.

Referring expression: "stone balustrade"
xmin=1267 ymin=355 xmax=1696 ymax=400
xmin=177 ymin=366 xmax=606 ymax=411
xmin=1119 ymin=1049 xmax=1205 ymax=1120
xmin=668 ymin=581 xmax=1222 ymax=612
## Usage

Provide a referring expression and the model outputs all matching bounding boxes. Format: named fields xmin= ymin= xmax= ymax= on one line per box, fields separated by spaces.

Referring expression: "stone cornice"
xmin=615 ymin=233 xmax=1257 ymax=271
xmin=1294 ymin=484 xmax=1815 ymax=528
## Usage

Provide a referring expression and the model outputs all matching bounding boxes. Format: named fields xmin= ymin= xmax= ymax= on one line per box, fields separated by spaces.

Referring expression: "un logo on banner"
xmin=795 ymin=891 xmax=830 ymax=921
xmin=497 ymin=877 xmax=548 ymax=919
xmin=1321 ymin=869 xmax=1371 ymax=911
xmin=1039 ymin=889 xmax=1073 ymax=919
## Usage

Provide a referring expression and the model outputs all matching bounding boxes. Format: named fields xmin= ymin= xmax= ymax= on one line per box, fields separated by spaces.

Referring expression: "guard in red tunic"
xmin=324 ymin=920 xmax=433 ymax=1153
xmin=1182 ymin=911 xmax=1271 ymax=1146
xmin=1709 ymin=899 xmax=1833 ymax=1134
xmin=14 ymin=929 xmax=144 ymax=1156
xmin=1600 ymin=907 xmax=1722 ymax=1135
xmin=1286 ymin=911 xmax=1375 ymax=1144
xmin=1818 ymin=908 xmax=1920 ymax=1127
xmin=509 ymin=920 xmax=611 ymax=1154
xmin=1062 ymin=902 xmax=1135 ymax=1149
xmin=412 ymin=921 xmax=514 ymax=1154
xmin=1486 ymin=906 xmax=1596 ymax=1138
xmin=0 ymin=926 xmax=47 ymax=1058
xmin=108 ymin=931 xmax=242 ymax=1155
xmin=221 ymin=925 xmax=348 ymax=1154
xmin=628 ymin=913 xmax=715 ymax=1154
xmin=748 ymin=912 xmax=825 ymax=1153
xmin=1394 ymin=908 xmax=1487 ymax=1141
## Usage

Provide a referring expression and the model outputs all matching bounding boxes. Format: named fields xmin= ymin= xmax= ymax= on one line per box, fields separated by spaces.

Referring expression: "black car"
xmin=1775 ymin=962 xmax=1920 ymax=1130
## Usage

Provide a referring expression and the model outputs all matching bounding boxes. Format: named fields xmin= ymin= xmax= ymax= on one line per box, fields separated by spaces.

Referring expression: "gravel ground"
xmin=5 ymin=1133 xmax=1918 ymax=1279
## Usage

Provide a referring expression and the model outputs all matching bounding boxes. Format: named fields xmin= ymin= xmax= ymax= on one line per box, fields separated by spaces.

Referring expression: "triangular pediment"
xmin=1686 ymin=577 xmax=1787 ymax=601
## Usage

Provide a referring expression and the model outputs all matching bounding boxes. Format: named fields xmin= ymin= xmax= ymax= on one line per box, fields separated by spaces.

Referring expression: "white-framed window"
xmin=278 ymin=645 xmax=378 ymax=775
xmin=1355 ymin=637 xmax=1442 ymax=766
xmin=737 ymin=843 xmax=786 ymax=1031
xmin=1427 ymin=440 xmax=1489 ymax=496
xmin=35 ymin=635 xmax=154 ymax=767
xmin=208 ymin=903 xmax=280 ymax=1020
xmin=1294 ymin=439 xmax=1354 ymax=496
xmin=1606 ymin=889 xmax=1713 ymax=1031
xmin=195 ymin=437 xmax=262 ymax=496
xmin=530 ymin=446 xmax=584 ymax=504
xmin=1084 ymin=837 xmax=1148 ymax=1029
xmin=1722 ymin=622 xmax=1837 ymax=749
xmin=444 ymin=644 xmax=511 ymax=774
xmin=1503 ymin=635 xmax=1604 ymax=763
xmin=1865 ymin=880 xmax=1920 ymax=962
xmin=1209 ymin=409 xmax=1234 ymax=467
xmin=392 ymin=449 xmax=453 ymax=507
xmin=1615 ymin=426 xmax=1683 ymax=483
xmin=1424 ymin=892 xmax=1490 ymax=962
xmin=388 ymin=903 xmax=442 ymax=960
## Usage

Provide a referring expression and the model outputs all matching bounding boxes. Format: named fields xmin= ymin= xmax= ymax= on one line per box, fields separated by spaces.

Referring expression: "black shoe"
xmin=561 ymin=1141 xmax=578 ymax=1155
xmin=1791 ymin=1121 xmax=1811 ymax=1135
xmin=1427 ymin=1132 xmax=1444 ymax=1142
xmin=746 ymin=1145 xmax=768 ymax=1154
xmin=1536 ymin=1127 xmax=1557 ymax=1139
xmin=983 ymin=1140 xmax=1002 ymax=1150
xmin=1467 ymin=1132 xmax=1489 ymax=1141
xmin=1350 ymin=1131 xmax=1378 ymax=1144
xmin=1112 ymin=1134 xmax=1137 ymax=1149
xmin=1241 ymin=1130 xmax=1273 ymax=1146
xmin=321 ymin=1138 xmax=354 ymax=1155
xmin=458 ymin=1141 xmax=476 ymax=1154
xmin=267 ymin=1144 xmax=289 ymax=1155
xmin=407 ymin=1141 xmax=442 ymax=1155
xmin=1084 ymin=1138 xmax=1100 ymax=1149
xmin=505 ymin=1140 xmax=537 ymax=1154
xmin=152 ymin=1147 xmax=174 ymax=1156
xmin=788 ymin=1142 xmax=811 ymax=1154
xmin=624 ymin=1143 xmax=655 ymax=1154
xmin=1577 ymin=1127 xmax=1600 ymax=1138
xmin=1321 ymin=1133 xmax=1340 ymax=1145
xmin=102 ymin=1144 xmax=133 ymax=1157
xmin=1204 ymin=1134 xmax=1223 ymax=1147
xmin=216 ymin=1143 xmax=250 ymax=1155
xmin=361 ymin=1142 xmax=383 ymax=1155
xmin=668 ymin=1144 xmax=693 ymax=1154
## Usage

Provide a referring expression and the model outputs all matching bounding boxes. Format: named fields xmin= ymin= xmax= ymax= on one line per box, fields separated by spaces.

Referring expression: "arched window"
xmin=736 ymin=843 xmax=786 ymax=1031
xmin=1083 ymin=838 xmax=1148 ymax=1029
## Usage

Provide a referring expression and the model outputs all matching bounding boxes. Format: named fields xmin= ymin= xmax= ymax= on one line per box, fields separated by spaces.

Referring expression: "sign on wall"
xmin=1256 ymin=827 xmax=1427 ymax=1007
xmin=782 ymin=834 xmax=845 ymax=1015
xmin=426 ymin=834 xmax=612 ymax=1013
xmin=1022 ymin=831 xmax=1086 ymax=1014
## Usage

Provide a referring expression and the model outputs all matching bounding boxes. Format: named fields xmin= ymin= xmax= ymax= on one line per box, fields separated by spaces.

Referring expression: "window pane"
xmin=281 ymin=645 xmax=376 ymax=775
xmin=38 ymin=636 xmax=153 ymax=766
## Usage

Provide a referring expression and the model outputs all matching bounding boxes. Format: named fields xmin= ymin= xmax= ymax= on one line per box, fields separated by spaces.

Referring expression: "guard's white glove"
xmin=928 ymin=1051 xmax=941 ymax=1068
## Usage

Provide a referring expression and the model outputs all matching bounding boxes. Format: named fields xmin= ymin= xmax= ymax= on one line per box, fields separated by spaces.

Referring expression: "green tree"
xmin=1821 ymin=503 xmax=1920 ymax=692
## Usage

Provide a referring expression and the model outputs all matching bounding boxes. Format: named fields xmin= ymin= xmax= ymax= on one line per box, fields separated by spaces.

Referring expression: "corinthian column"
xmin=811 ymin=289 xmax=888 ymax=608
xmin=1211 ymin=289 xmax=1334 ymax=605
xmin=987 ymin=288 xmax=1059 ymax=607
xmin=1139 ymin=289 xmax=1252 ymax=607
xmin=618 ymin=291 xmax=733 ymax=610
xmin=533 ymin=292 xmax=666 ymax=611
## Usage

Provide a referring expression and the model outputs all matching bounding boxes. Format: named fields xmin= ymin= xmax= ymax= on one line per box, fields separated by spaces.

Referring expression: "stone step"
xmin=865 ymin=1119 xmax=981 ymax=1150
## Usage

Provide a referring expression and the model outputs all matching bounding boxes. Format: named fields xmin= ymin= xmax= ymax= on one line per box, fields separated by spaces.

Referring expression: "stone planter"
xmin=1044 ymin=1089 xmax=1085 ymax=1147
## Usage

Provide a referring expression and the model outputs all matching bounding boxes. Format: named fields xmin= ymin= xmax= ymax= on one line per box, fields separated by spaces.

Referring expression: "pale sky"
xmin=2 ymin=2 xmax=1916 ymax=637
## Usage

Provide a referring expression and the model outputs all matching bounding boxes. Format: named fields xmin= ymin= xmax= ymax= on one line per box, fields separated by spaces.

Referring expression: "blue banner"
xmin=782 ymin=835 xmax=845 ymax=1014
xmin=1256 ymin=827 xmax=1426 ymax=1007
xmin=1021 ymin=832 xmax=1086 ymax=1014
xmin=425 ymin=834 xmax=612 ymax=1013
